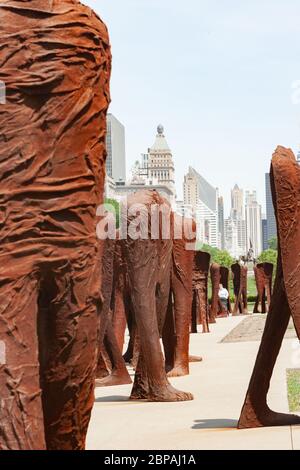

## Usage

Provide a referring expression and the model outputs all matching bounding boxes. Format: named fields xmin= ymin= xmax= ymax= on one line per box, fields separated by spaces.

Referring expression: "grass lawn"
xmin=287 ymin=369 xmax=300 ymax=412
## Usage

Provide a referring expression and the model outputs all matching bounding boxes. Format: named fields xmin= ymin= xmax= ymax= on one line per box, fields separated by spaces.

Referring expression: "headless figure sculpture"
xmin=191 ymin=251 xmax=210 ymax=334
xmin=121 ymin=190 xmax=193 ymax=401
xmin=209 ymin=263 xmax=221 ymax=322
xmin=238 ymin=146 xmax=300 ymax=428
xmin=0 ymin=0 xmax=111 ymax=450
xmin=231 ymin=263 xmax=248 ymax=315
xmin=253 ymin=262 xmax=273 ymax=314
xmin=219 ymin=266 xmax=231 ymax=315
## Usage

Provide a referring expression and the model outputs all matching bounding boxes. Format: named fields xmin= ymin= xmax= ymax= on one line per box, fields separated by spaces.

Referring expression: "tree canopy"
xmin=258 ymin=248 xmax=278 ymax=267
xmin=199 ymin=244 xmax=235 ymax=268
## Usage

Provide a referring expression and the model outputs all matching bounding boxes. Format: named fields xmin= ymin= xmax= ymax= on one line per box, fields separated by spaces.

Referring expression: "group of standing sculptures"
xmin=1 ymin=0 xmax=300 ymax=452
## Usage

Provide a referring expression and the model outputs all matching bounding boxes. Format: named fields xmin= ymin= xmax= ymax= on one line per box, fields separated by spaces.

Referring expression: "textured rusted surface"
xmin=96 ymin=239 xmax=131 ymax=387
xmin=191 ymin=251 xmax=210 ymax=333
xmin=209 ymin=263 xmax=221 ymax=323
xmin=238 ymin=146 xmax=300 ymax=429
xmin=231 ymin=263 xmax=248 ymax=315
xmin=122 ymin=190 xmax=193 ymax=401
xmin=164 ymin=215 xmax=196 ymax=378
xmin=253 ymin=263 xmax=273 ymax=314
xmin=0 ymin=0 xmax=111 ymax=450
xmin=220 ymin=266 xmax=232 ymax=315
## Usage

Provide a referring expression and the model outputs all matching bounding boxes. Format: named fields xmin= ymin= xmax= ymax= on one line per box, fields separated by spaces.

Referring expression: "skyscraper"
xmin=106 ymin=114 xmax=126 ymax=183
xmin=218 ymin=195 xmax=225 ymax=249
xmin=245 ymin=191 xmax=262 ymax=257
xmin=231 ymin=184 xmax=244 ymax=219
xmin=265 ymin=173 xmax=277 ymax=242
xmin=262 ymin=218 xmax=268 ymax=251
xmin=225 ymin=184 xmax=246 ymax=258
xmin=183 ymin=167 xmax=219 ymax=248
xmin=146 ymin=125 xmax=175 ymax=190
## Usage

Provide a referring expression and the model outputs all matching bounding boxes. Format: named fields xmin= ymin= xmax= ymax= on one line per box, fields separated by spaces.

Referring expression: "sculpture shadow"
xmin=192 ymin=419 xmax=237 ymax=430
xmin=95 ymin=395 xmax=130 ymax=403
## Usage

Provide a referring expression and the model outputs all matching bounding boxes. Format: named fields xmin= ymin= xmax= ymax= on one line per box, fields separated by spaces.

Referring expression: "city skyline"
xmin=86 ymin=0 xmax=300 ymax=216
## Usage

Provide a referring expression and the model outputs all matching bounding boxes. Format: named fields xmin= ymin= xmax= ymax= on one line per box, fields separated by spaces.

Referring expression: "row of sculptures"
xmin=1 ymin=0 xmax=300 ymax=451
xmin=96 ymin=237 xmax=275 ymax=394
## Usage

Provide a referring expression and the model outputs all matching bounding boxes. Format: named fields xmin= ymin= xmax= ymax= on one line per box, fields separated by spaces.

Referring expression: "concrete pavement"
xmin=87 ymin=315 xmax=300 ymax=450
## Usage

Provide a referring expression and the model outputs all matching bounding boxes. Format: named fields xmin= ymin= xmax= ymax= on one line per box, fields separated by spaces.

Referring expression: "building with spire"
xmin=245 ymin=190 xmax=262 ymax=258
xmin=107 ymin=124 xmax=176 ymax=205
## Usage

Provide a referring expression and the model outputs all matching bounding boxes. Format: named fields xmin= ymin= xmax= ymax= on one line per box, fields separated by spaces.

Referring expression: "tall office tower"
xmin=225 ymin=217 xmax=246 ymax=259
xmin=231 ymin=184 xmax=244 ymax=220
xmin=262 ymin=218 xmax=268 ymax=251
xmin=218 ymin=195 xmax=225 ymax=249
xmin=245 ymin=191 xmax=262 ymax=258
xmin=106 ymin=113 xmax=126 ymax=182
xmin=146 ymin=125 xmax=175 ymax=189
xmin=183 ymin=167 xmax=219 ymax=247
xmin=265 ymin=173 xmax=277 ymax=243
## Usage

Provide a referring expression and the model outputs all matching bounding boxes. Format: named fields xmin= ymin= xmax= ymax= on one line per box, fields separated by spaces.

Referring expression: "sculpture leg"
xmin=0 ymin=267 xmax=46 ymax=450
xmin=190 ymin=290 xmax=198 ymax=334
xmin=40 ymin=252 xmax=100 ymax=450
xmin=112 ymin=285 xmax=127 ymax=354
xmin=167 ymin=273 xmax=191 ymax=377
xmin=162 ymin=291 xmax=176 ymax=373
xmin=96 ymin=315 xmax=132 ymax=387
xmin=238 ymin=254 xmax=300 ymax=428
xmin=127 ymin=240 xmax=193 ymax=402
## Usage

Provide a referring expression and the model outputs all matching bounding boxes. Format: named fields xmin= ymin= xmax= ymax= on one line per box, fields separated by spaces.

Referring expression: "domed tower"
xmin=147 ymin=124 xmax=175 ymax=190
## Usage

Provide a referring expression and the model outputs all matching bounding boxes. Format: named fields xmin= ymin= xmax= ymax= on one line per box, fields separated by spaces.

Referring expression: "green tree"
xmin=268 ymin=236 xmax=278 ymax=250
xmin=104 ymin=198 xmax=120 ymax=229
xmin=200 ymin=244 xmax=234 ymax=269
xmin=258 ymin=249 xmax=278 ymax=267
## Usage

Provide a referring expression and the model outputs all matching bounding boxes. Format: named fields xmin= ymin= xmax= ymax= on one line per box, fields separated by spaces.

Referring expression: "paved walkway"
xmin=87 ymin=315 xmax=300 ymax=450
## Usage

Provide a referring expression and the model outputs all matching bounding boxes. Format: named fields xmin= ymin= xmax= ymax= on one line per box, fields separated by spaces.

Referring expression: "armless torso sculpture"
xmin=0 ymin=0 xmax=111 ymax=449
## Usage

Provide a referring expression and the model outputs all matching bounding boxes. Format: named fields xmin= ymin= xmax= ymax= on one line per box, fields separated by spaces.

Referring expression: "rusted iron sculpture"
xmin=231 ymin=263 xmax=248 ymax=315
xmin=121 ymin=191 xmax=193 ymax=401
xmin=96 ymin=239 xmax=132 ymax=387
xmin=238 ymin=146 xmax=300 ymax=429
xmin=209 ymin=263 xmax=221 ymax=322
xmin=163 ymin=215 xmax=200 ymax=377
xmin=253 ymin=262 xmax=273 ymax=314
xmin=220 ymin=267 xmax=232 ymax=315
xmin=0 ymin=0 xmax=111 ymax=450
xmin=191 ymin=251 xmax=210 ymax=333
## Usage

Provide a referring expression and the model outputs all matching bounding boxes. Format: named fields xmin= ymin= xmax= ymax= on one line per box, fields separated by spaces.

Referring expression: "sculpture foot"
xmin=149 ymin=383 xmax=194 ymax=402
xmin=189 ymin=355 xmax=203 ymax=363
xmin=238 ymin=404 xmax=300 ymax=429
xmin=95 ymin=372 xmax=132 ymax=388
xmin=167 ymin=364 xmax=189 ymax=378
xmin=130 ymin=381 xmax=149 ymax=400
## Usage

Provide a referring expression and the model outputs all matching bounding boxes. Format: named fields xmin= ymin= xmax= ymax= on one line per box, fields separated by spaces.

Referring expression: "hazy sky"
xmin=85 ymin=0 xmax=300 ymax=215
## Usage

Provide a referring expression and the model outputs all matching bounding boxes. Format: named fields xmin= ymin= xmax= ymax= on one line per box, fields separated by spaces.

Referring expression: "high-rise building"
xmin=231 ymin=184 xmax=244 ymax=220
xmin=131 ymin=125 xmax=176 ymax=205
xmin=218 ymin=195 xmax=225 ymax=250
xmin=183 ymin=167 xmax=219 ymax=248
xmin=147 ymin=125 xmax=175 ymax=188
xmin=265 ymin=173 xmax=277 ymax=243
xmin=245 ymin=190 xmax=262 ymax=257
xmin=262 ymin=218 xmax=268 ymax=251
xmin=225 ymin=217 xmax=246 ymax=259
xmin=106 ymin=114 xmax=126 ymax=183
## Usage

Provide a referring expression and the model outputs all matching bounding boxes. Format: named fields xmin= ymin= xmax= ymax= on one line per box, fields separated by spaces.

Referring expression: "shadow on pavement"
xmin=95 ymin=395 xmax=129 ymax=402
xmin=192 ymin=419 xmax=238 ymax=429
